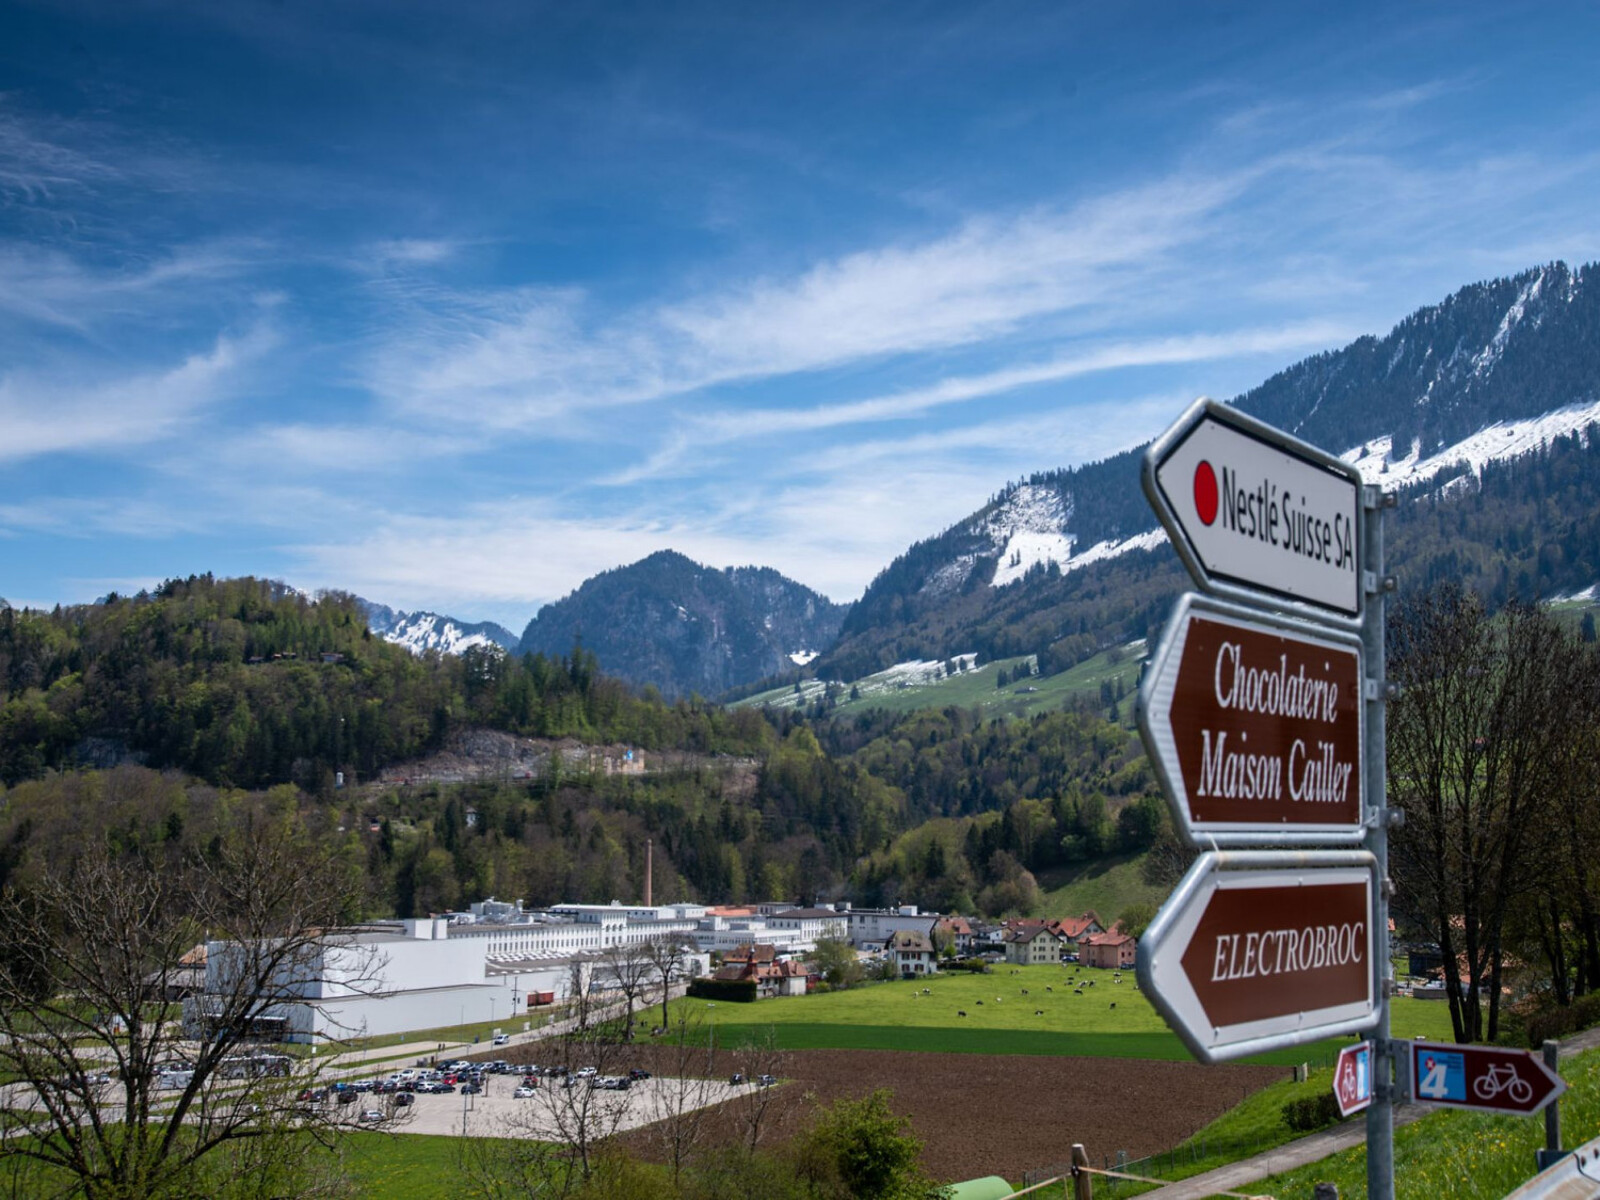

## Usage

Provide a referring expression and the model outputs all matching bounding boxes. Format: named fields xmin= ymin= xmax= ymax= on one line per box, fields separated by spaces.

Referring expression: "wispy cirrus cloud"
xmin=365 ymin=170 xmax=1252 ymax=429
xmin=0 ymin=323 xmax=277 ymax=463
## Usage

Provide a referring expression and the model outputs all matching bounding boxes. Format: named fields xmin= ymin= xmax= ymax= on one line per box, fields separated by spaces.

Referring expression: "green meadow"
xmin=670 ymin=964 xmax=1458 ymax=1065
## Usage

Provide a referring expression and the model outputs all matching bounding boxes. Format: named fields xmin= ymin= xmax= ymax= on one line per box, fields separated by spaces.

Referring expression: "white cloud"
xmin=365 ymin=170 xmax=1251 ymax=430
xmin=0 ymin=324 xmax=276 ymax=463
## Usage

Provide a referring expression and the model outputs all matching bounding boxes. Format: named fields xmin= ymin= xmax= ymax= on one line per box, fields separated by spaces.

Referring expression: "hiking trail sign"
xmin=1334 ymin=1041 xmax=1374 ymax=1117
xmin=1136 ymin=850 xmax=1379 ymax=1063
xmin=1139 ymin=592 xmax=1364 ymax=846
xmin=1142 ymin=397 xmax=1364 ymax=625
xmin=1409 ymin=1041 xmax=1567 ymax=1117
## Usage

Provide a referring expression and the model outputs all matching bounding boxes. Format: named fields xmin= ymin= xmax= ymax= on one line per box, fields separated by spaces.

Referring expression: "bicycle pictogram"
xmin=1472 ymin=1063 xmax=1533 ymax=1104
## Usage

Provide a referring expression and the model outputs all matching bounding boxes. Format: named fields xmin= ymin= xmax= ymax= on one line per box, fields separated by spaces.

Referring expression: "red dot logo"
xmin=1193 ymin=460 xmax=1219 ymax=526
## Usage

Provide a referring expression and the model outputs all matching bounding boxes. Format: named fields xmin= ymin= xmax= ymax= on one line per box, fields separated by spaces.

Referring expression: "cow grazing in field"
xmin=1034 ymin=1009 xmax=1043 ymax=1016
xmin=1021 ymin=989 xmax=1028 ymax=995
xmin=1046 ymin=986 xmax=1053 ymax=992
xmin=1109 ymin=1002 xmax=1116 ymax=1009
xmin=958 ymin=1010 xmax=967 ymax=1018
xmin=976 ymin=1000 xmax=984 ymax=1006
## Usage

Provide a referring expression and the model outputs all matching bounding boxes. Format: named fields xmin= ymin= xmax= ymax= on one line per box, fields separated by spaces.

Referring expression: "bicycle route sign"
xmin=1137 ymin=852 xmax=1378 ymax=1063
xmin=1334 ymin=1040 xmax=1374 ymax=1117
xmin=1142 ymin=397 xmax=1364 ymax=623
xmin=1409 ymin=1041 xmax=1567 ymax=1117
xmin=1138 ymin=592 xmax=1365 ymax=845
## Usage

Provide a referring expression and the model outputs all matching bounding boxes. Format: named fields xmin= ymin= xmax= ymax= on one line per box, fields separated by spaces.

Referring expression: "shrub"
xmin=951 ymin=958 xmax=992 ymax=974
xmin=1281 ymin=1091 xmax=1341 ymax=1133
xmin=1526 ymin=991 xmax=1600 ymax=1048
xmin=687 ymin=978 xmax=759 ymax=1003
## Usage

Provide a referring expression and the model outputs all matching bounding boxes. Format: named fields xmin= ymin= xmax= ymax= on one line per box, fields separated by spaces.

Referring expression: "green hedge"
xmin=1526 ymin=993 xmax=1600 ymax=1048
xmin=687 ymin=978 xmax=759 ymax=1003
xmin=1281 ymin=1091 xmax=1341 ymax=1133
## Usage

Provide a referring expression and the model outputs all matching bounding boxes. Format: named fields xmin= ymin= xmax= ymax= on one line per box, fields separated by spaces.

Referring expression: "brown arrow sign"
xmin=1410 ymin=1041 xmax=1567 ymax=1117
xmin=1139 ymin=593 xmax=1365 ymax=846
xmin=1137 ymin=851 xmax=1378 ymax=1063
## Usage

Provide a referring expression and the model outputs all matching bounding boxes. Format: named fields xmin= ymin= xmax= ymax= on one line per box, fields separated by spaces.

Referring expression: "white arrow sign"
xmin=1143 ymin=398 xmax=1364 ymax=623
xmin=1137 ymin=850 xmax=1379 ymax=1063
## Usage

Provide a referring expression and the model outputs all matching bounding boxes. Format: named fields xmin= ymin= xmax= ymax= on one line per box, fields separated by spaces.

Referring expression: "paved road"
xmin=1137 ymin=1029 xmax=1600 ymax=1200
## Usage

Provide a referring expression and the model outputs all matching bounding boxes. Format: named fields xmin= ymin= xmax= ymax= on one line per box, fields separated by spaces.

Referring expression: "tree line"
xmin=1389 ymin=583 xmax=1600 ymax=1043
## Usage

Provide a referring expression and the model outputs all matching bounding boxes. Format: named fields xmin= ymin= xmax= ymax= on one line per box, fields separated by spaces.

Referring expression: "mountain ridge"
xmin=817 ymin=260 xmax=1600 ymax=681
xmin=517 ymin=549 xmax=850 ymax=698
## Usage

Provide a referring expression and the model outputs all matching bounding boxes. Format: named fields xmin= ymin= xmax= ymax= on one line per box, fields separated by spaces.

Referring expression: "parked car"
xmin=628 ymin=1068 xmax=652 ymax=1080
xmin=492 ymin=1033 xmax=510 ymax=1046
xmin=393 ymin=1093 xmax=414 ymax=1107
xmin=513 ymin=1084 xmax=537 ymax=1098
xmin=336 ymin=1090 xmax=358 ymax=1105
xmin=756 ymin=1074 xmax=777 ymax=1088
xmin=575 ymin=1066 xmax=597 ymax=1078
xmin=460 ymin=1081 xmax=482 ymax=1095
xmin=729 ymin=1073 xmax=745 ymax=1086
xmin=358 ymin=1109 xmax=384 ymax=1123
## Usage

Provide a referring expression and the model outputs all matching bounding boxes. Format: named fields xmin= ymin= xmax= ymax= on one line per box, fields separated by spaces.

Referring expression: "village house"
xmin=1003 ymin=924 xmax=1063 ymax=966
xmin=1054 ymin=912 xmax=1105 ymax=955
xmin=713 ymin=943 xmax=810 ymax=998
xmin=888 ymin=929 xmax=939 ymax=976
xmin=934 ymin=915 xmax=976 ymax=955
xmin=1081 ymin=930 xmax=1136 ymax=969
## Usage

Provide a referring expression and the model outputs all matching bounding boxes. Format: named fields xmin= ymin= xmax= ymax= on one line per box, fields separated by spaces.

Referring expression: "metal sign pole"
xmin=1363 ymin=485 xmax=1395 ymax=1200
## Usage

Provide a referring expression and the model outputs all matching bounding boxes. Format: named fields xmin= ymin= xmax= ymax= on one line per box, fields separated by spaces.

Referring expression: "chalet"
xmin=1081 ymin=930 xmax=1136 ymax=970
xmin=888 ymin=929 xmax=939 ymax=976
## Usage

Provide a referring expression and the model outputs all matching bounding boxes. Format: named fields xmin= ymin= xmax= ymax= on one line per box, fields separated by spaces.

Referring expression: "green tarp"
xmin=934 ymin=1177 xmax=1013 ymax=1200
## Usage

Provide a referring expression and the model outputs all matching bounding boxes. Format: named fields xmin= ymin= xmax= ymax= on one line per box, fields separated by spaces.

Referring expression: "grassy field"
xmin=338 ymin=1132 xmax=469 ymax=1199
xmin=670 ymin=965 xmax=1459 ymax=1065
xmin=1037 ymin=853 xmax=1164 ymax=921
xmin=1254 ymin=1044 xmax=1600 ymax=1199
xmin=734 ymin=640 xmax=1146 ymax=725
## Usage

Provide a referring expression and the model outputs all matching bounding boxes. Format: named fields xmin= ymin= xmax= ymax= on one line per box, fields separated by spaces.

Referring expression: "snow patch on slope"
xmin=358 ymin=598 xmax=518 ymax=657
xmin=788 ymin=650 xmax=819 ymax=666
xmin=1342 ymin=398 xmax=1600 ymax=489
xmin=382 ymin=613 xmax=503 ymax=656
xmin=986 ymin=485 xmax=1076 ymax=588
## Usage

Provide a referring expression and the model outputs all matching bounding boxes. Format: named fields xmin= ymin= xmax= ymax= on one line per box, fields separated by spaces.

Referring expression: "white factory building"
xmin=194 ymin=892 xmax=886 ymax=1044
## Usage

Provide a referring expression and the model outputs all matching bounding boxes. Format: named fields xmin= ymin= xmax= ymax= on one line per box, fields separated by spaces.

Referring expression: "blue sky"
xmin=3 ymin=1 xmax=1598 ymax=629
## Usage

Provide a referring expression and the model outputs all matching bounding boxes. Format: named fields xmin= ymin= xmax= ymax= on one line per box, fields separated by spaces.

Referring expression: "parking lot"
xmin=358 ymin=1069 xmax=749 ymax=1139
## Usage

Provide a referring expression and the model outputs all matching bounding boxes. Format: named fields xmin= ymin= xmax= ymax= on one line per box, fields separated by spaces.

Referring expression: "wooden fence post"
xmin=1071 ymin=1143 xmax=1092 ymax=1200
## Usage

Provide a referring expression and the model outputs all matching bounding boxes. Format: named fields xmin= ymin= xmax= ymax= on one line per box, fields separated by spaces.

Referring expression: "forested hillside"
xmin=0 ymin=576 xmax=769 ymax=790
xmin=519 ymin=550 xmax=849 ymax=698
xmin=0 ymin=571 xmax=1153 ymax=919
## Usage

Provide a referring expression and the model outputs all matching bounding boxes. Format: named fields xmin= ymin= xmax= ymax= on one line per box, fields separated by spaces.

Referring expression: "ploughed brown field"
xmin=614 ymin=1046 xmax=1287 ymax=1183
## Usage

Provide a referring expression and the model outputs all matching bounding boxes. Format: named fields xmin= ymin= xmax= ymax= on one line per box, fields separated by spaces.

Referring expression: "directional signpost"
xmin=1409 ymin=1041 xmax=1567 ymax=1117
xmin=1137 ymin=851 xmax=1377 ymax=1062
xmin=1335 ymin=1041 xmax=1374 ymax=1118
xmin=1143 ymin=398 xmax=1364 ymax=623
xmin=1136 ymin=396 xmax=1401 ymax=1199
xmin=1139 ymin=593 xmax=1365 ymax=845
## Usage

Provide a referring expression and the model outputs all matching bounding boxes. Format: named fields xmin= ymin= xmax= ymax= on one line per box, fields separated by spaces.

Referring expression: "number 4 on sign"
xmin=1419 ymin=1055 xmax=1453 ymax=1101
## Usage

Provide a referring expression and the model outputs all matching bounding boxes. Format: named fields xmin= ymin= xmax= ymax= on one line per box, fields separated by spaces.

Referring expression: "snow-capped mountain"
xmin=822 ymin=261 xmax=1600 ymax=681
xmin=357 ymin=599 xmax=519 ymax=656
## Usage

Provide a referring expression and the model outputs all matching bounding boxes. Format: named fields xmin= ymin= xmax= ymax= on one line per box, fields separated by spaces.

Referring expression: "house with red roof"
xmin=1081 ymin=930 xmax=1136 ymax=969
